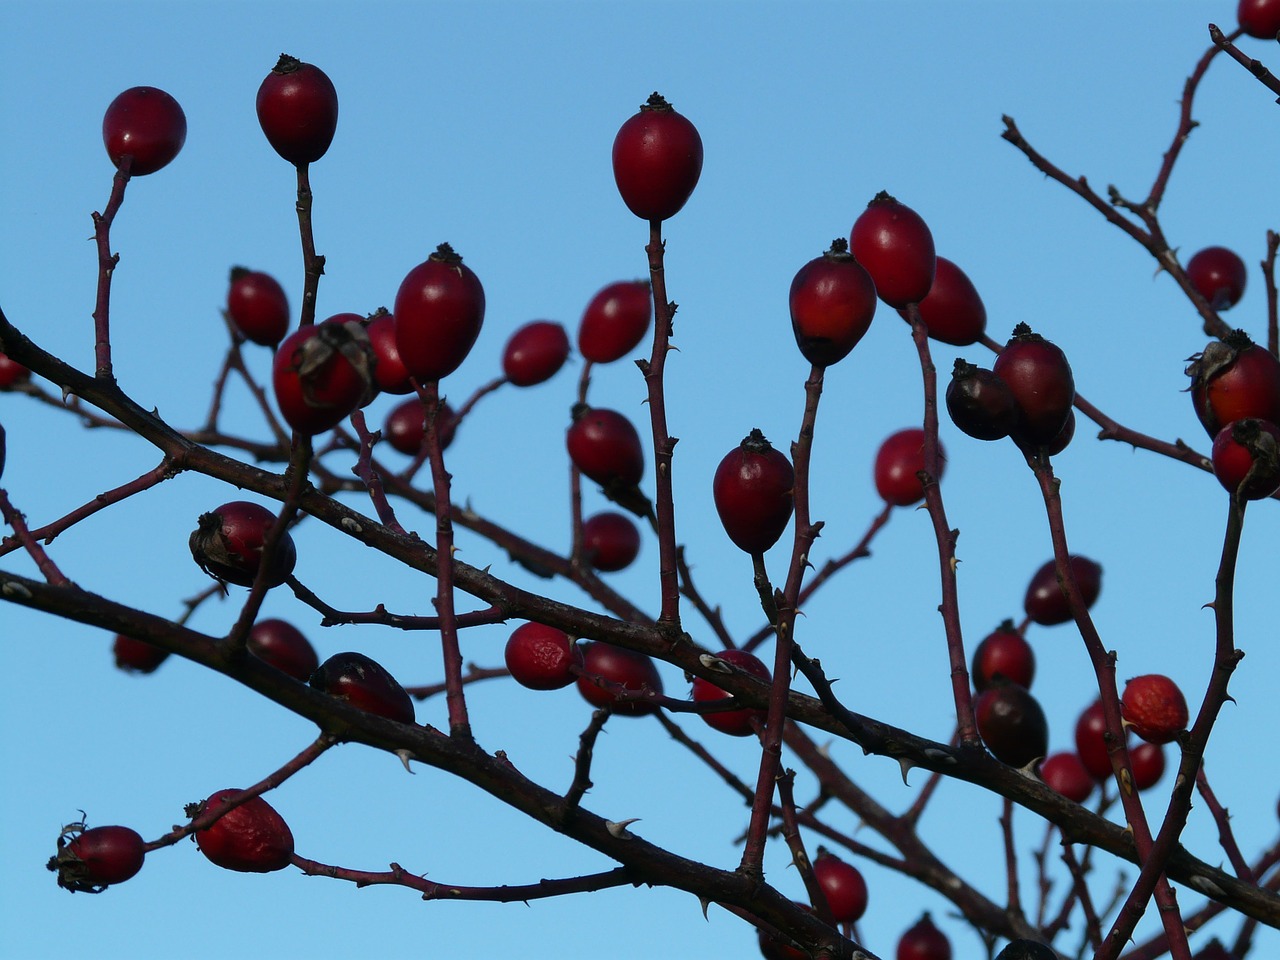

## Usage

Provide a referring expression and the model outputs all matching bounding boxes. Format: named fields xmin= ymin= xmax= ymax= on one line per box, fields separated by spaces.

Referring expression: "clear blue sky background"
xmin=2 ymin=3 xmax=1278 ymax=959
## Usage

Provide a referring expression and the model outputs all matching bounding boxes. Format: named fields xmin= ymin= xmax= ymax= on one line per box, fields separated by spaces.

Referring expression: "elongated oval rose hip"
xmin=394 ymin=243 xmax=486 ymax=382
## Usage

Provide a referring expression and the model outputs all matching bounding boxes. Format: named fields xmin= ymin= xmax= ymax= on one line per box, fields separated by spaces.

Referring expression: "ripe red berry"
xmin=581 ymin=511 xmax=642 ymax=572
xmin=1130 ymin=741 xmax=1166 ymax=791
xmin=273 ymin=319 xmax=376 ymax=435
xmin=256 ymin=54 xmax=338 ymax=165
xmin=788 ymin=238 xmax=878 ymax=367
xmin=849 ymin=192 xmax=936 ymax=308
xmin=874 ymin=428 xmax=944 ymax=507
xmin=394 ymin=243 xmax=486 ymax=382
xmin=1186 ymin=246 xmax=1248 ymax=310
xmin=1121 ymin=674 xmax=1189 ymax=744
xmin=1186 ymin=329 xmax=1280 ymax=438
xmin=189 ymin=500 xmax=296 ymax=589
xmin=1239 ymin=0 xmax=1280 ymax=37
xmin=0 ymin=350 xmax=31 ymax=388
xmin=1074 ymin=699 xmax=1116 ymax=781
xmin=247 ymin=619 xmax=319 ymax=681
xmin=502 ymin=320 xmax=571 ymax=387
xmin=992 ymin=323 xmax=1075 ymax=447
xmin=1040 ymin=751 xmax=1094 ymax=803
xmin=713 ymin=429 xmax=795 ymax=554
xmin=1212 ymin=418 xmax=1280 ymax=499
xmin=193 ymin=789 xmax=294 ymax=873
xmin=897 ymin=912 xmax=952 ymax=960
xmin=102 ymin=86 xmax=186 ymax=176
xmin=975 ymin=683 xmax=1049 ymax=768
xmin=310 ymin=651 xmax=416 ymax=724
xmin=946 ymin=361 xmax=1018 ymax=441
xmin=691 ymin=648 xmax=770 ymax=737
xmin=366 ymin=310 xmax=414 ymax=394
xmin=576 ymin=642 xmax=663 ymax=716
xmin=48 ymin=822 xmax=146 ymax=893
xmin=578 ymin=280 xmax=653 ymax=363
xmin=566 ymin=406 xmax=645 ymax=488
xmin=971 ymin=620 xmax=1035 ymax=692
xmin=1023 ymin=555 xmax=1102 ymax=626
xmin=113 ymin=634 xmax=169 ymax=674
xmin=504 ymin=623 xmax=583 ymax=690
xmin=226 ymin=267 xmax=290 ymax=346
xmin=383 ymin=397 xmax=458 ymax=456
xmin=812 ymin=851 xmax=868 ymax=923
xmin=1042 ymin=409 xmax=1076 ymax=457
xmin=907 ymin=256 xmax=987 ymax=346
xmin=611 ymin=92 xmax=703 ymax=222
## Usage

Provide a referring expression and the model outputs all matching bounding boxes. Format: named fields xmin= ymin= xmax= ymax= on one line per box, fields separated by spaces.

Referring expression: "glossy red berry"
xmin=946 ymin=361 xmax=1018 ymax=441
xmin=849 ymin=192 xmax=936 ymax=308
xmin=612 ymin=92 xmax=703 ymax=222
xmin=578 ymin=280 xmax=652 ymax=363
xmin=897 ymin=912 xmax=952 ymax=960
xmin=193 ymin=789 xmax=294 ymax=873
xmin=975 ymin=683 xmax=1049 ymax=767
xmin=310 ymin=651 xmax=415 ymax=724
xmin=394 ymin=243 xmax=486 ymax=382
xmin=874 ymin=428 xmax=944 ymax=506
xmin=1186 ymin=246 xmax=1248 ymax=309
xmin=576 ymin=642 xmax=663 ymax=716
xmin=1121 ymin=674 xmax=1188 ymax=744
xmin=1075 ymin=699 xmax=1122 ymax=781
xmin=812 ymin=851 xmax=868 ymax=923
xmin=566 ymin=406 xmax=645 ymax=488
xmin=48 ymin=822 xmax=146 ymax=892
xmin=256 ymin=54 xmax=338 ymax=165
xmin=273 ymin=319 xmax=376 ymax=435
xmin=691 ymin=649 xmax=770 ymax=737
xmin=1040 ymin=751 xmax=1094 ymax=803
xmin=907 ymin=256 xmax=986 ymax=346
xmin=971 ymin=620 xmax=1035 ymax=692
xmin=1239 ymin=0 xmax=1280 ymax=36
xmin=1023 ymin=555 xmax=1102 ymax=626
xmin=1186 ymin=330 xmax=1280 ymax=437
xmin=226 ymin=268 xmax=290 ymax=346
xmin=504 ymin=623 xmax=583 ymax=690
xmin=1212 ymin=418 xmax=1280 ymax=499
xmin=102 ymin=86 xmax=186 ymax=176
xmin=366 ymin=310 xmax=414 ymax=394
xmin=247 ymin=619 xmax=319 ymax=681
xmin=713 ymin=429 xmax=795 ymax=554
xmin=788 ymin=238 xmax=878 ymax=367
xmin=113 ymin=634 xmax=169 ymax=674
xmin=1130 ymin=741 xmax=1166 ymax=791
xmin=992 ymin=323 xmax=1075 ymax=447
xmin=581 ymin=511 xmax=642 ymax=572
xmin=0 ymin=350 xmax=31 ymax=388
xmin=189 ymin=500 xmax=296 ymax=589
xmin=383 ymin=397 xmax=457 ymax=456
xmin=503 ymin=320 xmax=571 ymax=387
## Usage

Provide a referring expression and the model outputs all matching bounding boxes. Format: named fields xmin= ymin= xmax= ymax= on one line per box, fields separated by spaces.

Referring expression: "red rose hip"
xmin=909 ymin=256 xmax=986 ymax=346
xmin=1023 ymin=555 xmax=1102 ymax=626
xmin=581 ymin=511 xmax=642 ymax=572
xmin=1074 ymin=699 xmax=1116 ymax=781
xmin=1187 ymin=330 xmax=1280 ymax=438
xmin=189 ymin=500 xmax=296 ymax=588
xmin=48 ymin=822 xmax=146 ymax=892
xmin=577 ymin=280 xmax=652 ymax=363
xmin=0 ymin=351 xmax=31 ymax=389
xmin=1211 ymin=418 xmax=1280 ymax=500
xmin=273 ymin=319 xmax=376 ymax=435
xmin=576 ymin=642 xmax=663 ymax=716
xmin=505 ymin=623 xmax=583 ymax=690
xmin=713 ymin=429 xmax=795 ymax=554
xmin=193 ymin=789 xmax=294 ymax=873
xmin=975 ymin=683 xmax=1049 ymax=768
xmin=310 ymin=651 xmax=416 ymax=724
xmin=992 ymin=322 xmax=1075 ymax=447
xmin=566 ymin=406 xmax=645 ymax=488
xmin=1130 ymin=741 xmax=1166 ymax=791
xmin=256 ymin=54 xmax=339 ymax=165
xmin=247 ymin=619 xmax=319 ymax=681
xmin=897 ymin=913 xmax=952 ymax=960
xmin=502 ymin=320 xmax=570 ymax=387
xmin=788 ymin=238 xmax=878 ymax=367
xmin=971 ymin=620 xmax=1034 ymax=692
xmin=1040 ymin=751 xmax=1094 ymax=803
xmin=1239 ymin=0 xmax=1280 ymax=37
xmin=812 ymin=851 xmax=868 ymax=923
xmin=383 ymin=397 xmax=457 ymax=456
xmin=102 ymin=86 xmax=186 ymax=176
xmin=1121 ymin=674 xmax=1188 ymax=744
xmin=612 ymin=92 xmax=703 ymax=222
xmin=849 ymin=192 xmax=936 ymax=308
xmin=113 ymin=634 xmax=169 ymax=674
xmin=394 ymin=243 xmax=486 ymax=382
xmin=946 ymin=361 xmax=1018 ymax=441
xmin=874 ymin=428 xmax=944 ymax=506
xmin=366 ymin=310 xmax=415 ymax=394
xmin=1186 ymin=246 xmax=1248 ymax=310
xmin=691 ymin=649 xmax=770 ymax=737
xmin=226 ymin=267 xmax=290 ymax=346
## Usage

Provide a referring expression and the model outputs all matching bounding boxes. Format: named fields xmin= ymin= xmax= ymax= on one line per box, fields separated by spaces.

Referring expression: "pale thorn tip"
xmin=898 ymin=757 xmax=914 ymax=786
xmin=606 ymin=818 xmax=641 ymax=839
xmin=396 ymin=749 xmax=416 ymax=774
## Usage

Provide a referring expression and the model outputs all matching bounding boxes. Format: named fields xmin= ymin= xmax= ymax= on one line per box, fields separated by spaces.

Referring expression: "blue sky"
xmin=2 ymin=2 xmax=1278 ymax=959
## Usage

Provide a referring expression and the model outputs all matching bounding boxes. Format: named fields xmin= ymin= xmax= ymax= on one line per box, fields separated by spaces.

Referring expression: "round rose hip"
xmin=193 ymin=789 xmax=294 ymax=873
xmin=1186 ymin=246 xmax=1248 ymax=310
xmin=502 ymin=320 xmax=570 ymax=387
xmin=713 ymin=429 xmax=795 ymax=554
xmin=505 ymin=623 xmax=582 ymax=690
xmin=577 ymin=280 xmax=652 ymax=363
xmin=897 ymin=912 xmax=952 ymax=960
xmin=576 ymin=642 xmax=662 ymax=716
xmin=612 ymin=92 xmax=703 ymax=222
xmin=226 ymin=267 xmax=290 ymax=346
xmin=1023 ymin=555 xmax=1102 ymax=626
xmin=788 ymin=238 xmax=877 ymax=367
xmin=971 ymin=620 xmax=1034 ymax=692
xmin=580 ymin=511 xmax=642 ymax=572
xmin=946 ymin=361 xmax=1018 ymax=442
xmin=691 ymin=649 xmax=770 ymax=737
xmin=992 ymin=322 xmax=1075 ymax=447
xmin=874 ymin=428 xmax=944 ymax=506
xmin=812 ymin=851 xmax=868 ymax=923
xmin=273 ymin=319 xmax=376 ymax=435
xmin=566 ymin=406 xmax=645 ymax=487
xmin=1239 ymin=0 xmax=1280 ymax=37
xmin=849 ymin=191 xmax=936 ymax=308
xmin=1211 ymin=418 xmax=1280 ymax=500
xmin=256 ymin=54 xmax=338 ymax=165
xmin=189 ymin=500 xmax=296 ymax=589
xmin=1186 ymin=329 xmax=1280 ymax=438
xmin=1130 ymin=741 xmax=1166 ymax=791
xmin=1121 ymin=674 xmax=1188 ymax=744
xmin=102 ymin=86 xmax=186 ymax=176
xmin=1041 ymin=751 xmax=1093 ymax=803
xmin=247 ymin=619 xmax=319 ymax=681
xmin=113 ymin=634 xmax=169 ymax=674
xmin=383 ymin=397 xmax=457 ymax=456
xmin=975 ymin=683 xmax=1048 ymax=768
xmin=48 ymin=822 xmax=146 ymax=893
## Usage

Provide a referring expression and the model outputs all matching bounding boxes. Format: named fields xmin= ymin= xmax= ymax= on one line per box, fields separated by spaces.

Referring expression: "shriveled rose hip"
xmin=193 ymin=789 xmax=294 ymax=873
xmin=505 ymin=623 xmax=582 ymax=690
xmin=1121 ymin=674 xmax=1188 ymax=744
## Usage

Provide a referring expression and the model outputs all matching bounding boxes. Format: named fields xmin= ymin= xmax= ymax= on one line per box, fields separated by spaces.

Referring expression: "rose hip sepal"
xmin=102 ymin=86 xmax=186 ymax=176
xmin=189 ymin=500 xmax=297 ymax=589
xmin=1121 ymin=674 xmax=1189 ymax=744
xmin=191 ymin=789 xmax=294 ymax=873
xmin=48 ymin=821 xmax=146 ymax=893
xmin=788 ymin=238 xmax=878 ymax=367
xmin=712 ymin=429 xmax=795 ymax=554
xmin=611 ymin=92 xmax=703 ymax=222
xmin=394 ymin=243 xmax=486 ymax=382
xmin=273 ymin=318 xmax=377 ymax=435
xmin=691 ymin=649 xmax=770 ymax=737
xmin=256 ymin=54 xmax=339 ymax=166
xmin=309 ymin=651 xmax=416 ymax=724
xmin=849 ymin=191 xmax=936 ymax=308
